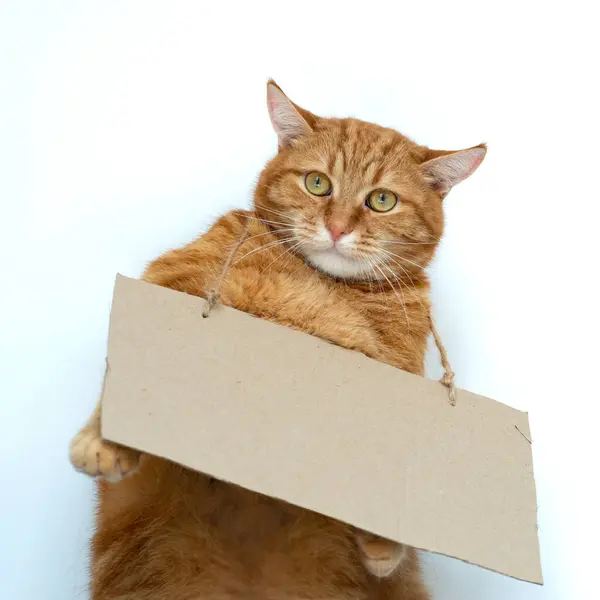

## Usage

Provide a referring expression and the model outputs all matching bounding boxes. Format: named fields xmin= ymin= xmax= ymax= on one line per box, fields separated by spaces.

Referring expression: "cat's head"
xmin=254 ymin=80 xmax=486 ymax=282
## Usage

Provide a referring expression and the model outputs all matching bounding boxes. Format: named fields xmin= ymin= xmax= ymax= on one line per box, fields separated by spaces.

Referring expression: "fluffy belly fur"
xmin=94 ymin=466 xmax=426 ymax=600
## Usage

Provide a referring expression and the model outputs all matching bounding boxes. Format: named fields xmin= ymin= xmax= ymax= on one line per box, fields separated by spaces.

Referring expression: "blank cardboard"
xmin=101 ymin=274 xmax=542 ymax=584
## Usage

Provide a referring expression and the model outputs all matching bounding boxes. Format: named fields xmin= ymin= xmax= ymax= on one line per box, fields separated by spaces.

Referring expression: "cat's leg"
xmin=356 ymin=532 xmax=408 ymax=578
xmin=69 ymin=399 xmax=141 ymax=482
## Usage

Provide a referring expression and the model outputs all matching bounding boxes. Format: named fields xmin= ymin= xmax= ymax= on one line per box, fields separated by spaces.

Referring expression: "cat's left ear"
xmin=267 ymin=80 xmax=317 ymax=149
xmin=420 ymin=144 xmax=487 ymax=198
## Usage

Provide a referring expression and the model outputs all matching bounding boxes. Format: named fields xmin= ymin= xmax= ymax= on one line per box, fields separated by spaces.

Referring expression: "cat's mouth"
xmin=320 ymin=245 xmax=349 ymax=257
xmin=304 ymin=231 xmax=357 ymax=258
xmin=290 ymin=222 xmax=374 ymax=280
xmin=301 ymin=244 xmax=372 ymax=280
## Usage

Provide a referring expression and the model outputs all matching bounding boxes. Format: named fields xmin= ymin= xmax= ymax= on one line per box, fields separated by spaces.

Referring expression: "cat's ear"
xmin=420 ymin=144 xmax=487 ymax=198
xmin=267 ymin=80 xmax=317 ymax=149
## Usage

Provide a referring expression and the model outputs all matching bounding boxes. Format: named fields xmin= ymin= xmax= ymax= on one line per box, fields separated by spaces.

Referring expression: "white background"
xmin=1 ymin=2 xmax=598 ymax=599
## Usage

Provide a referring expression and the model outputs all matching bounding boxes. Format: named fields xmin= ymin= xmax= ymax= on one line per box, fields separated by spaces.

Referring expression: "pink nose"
xmin=327 ymin=223 xmax=351 ymax=241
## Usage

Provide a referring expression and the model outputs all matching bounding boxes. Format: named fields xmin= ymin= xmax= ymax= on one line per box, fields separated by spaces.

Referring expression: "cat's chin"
xmin=302 ymin=248 xmax=372 ymax=281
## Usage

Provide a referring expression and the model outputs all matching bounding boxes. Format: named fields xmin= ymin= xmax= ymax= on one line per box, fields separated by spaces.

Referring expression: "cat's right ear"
xmin=267 ymin=80 xmax=316 ymax=149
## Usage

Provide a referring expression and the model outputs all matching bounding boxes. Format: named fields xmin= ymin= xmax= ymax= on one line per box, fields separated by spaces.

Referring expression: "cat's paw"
xmin=356 ymin=533 xmax=408 ymax=578
xmin=69 ymin=428 xmax=140 ymax=483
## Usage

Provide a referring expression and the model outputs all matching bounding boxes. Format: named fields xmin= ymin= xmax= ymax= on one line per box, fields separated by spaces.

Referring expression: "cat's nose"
xmin=327 ymin=222 xmax=352 ymax=242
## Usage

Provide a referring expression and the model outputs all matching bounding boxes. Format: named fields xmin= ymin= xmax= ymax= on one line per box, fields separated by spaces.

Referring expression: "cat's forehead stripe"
xmin=327 ymin=151 xmax=336 ymax=174
xmin=328 ymin=127 xmax=398 ymax=186
xmin=362 ymin=161 xmax=381 ymax=186
xmin=280 ymin=168 xmax=305 ymax=178
xmin=304 ymin=122 xmax=420 ymax=194
xmin=371 ymin=161 xmax=387 ymax=186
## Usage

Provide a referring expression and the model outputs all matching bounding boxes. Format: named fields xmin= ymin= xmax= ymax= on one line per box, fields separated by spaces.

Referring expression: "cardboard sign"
xmin=101 ymin=274 xmax=542 ymax=584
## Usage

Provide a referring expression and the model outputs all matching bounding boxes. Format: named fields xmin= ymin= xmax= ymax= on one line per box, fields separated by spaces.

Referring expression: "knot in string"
xmin=429 ymin=314 xmax=458 ymax=406
xmin=202 ymin=222 xmax=249 ymax=318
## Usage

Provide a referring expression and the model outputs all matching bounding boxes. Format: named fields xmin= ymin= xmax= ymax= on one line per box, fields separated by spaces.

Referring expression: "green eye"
xmin=366 ymin=189 xmax=398 ymax=213
xmin=305 ymin=171 xmax=332 ymax=196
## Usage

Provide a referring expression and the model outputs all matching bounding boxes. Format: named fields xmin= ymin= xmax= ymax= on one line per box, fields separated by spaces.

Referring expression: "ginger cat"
xmin=70 ymin=80 xmax=486 ymax=600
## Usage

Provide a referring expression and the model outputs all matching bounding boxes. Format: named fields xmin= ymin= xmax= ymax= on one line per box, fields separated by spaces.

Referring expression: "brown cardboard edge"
xmin=99 ymin=273 xmax=123 ymax=437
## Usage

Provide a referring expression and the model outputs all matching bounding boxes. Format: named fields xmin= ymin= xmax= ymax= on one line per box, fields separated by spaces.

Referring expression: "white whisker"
xmin=241 ymin=228 xmax=297 ymax=244
xmin=378 ymin=262 xmax=425 ymax=351
xmin=241 ymin=214 xmax=290 ymax=228
xmin=232 ymin=237 xmax=293 ymax=266
xmin=374 ymin=248 xmax=420 ymax=286
xmin=360 ymin=251 xmax=387 ymax=297
xmin=372 ymin=261 xmax=411 ymax=332
xmin=380 ymin=238 xmax=439 ymax=246
xmin=264 ymin=238 xmax=306 ymax=273
xmin=373 ymin=249 xmax=428 ymax=312
xmin=376 ymin=247 xmax=427 ymax=272
xmin=253 ymin=202 xmax=296 ymax=221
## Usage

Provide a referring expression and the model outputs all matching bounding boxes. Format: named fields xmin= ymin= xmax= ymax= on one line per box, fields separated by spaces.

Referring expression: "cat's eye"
xmin=366 ymin=189 xmax=398 ymax=213
xmin=305 ymin=171 xmax=332 ymax=196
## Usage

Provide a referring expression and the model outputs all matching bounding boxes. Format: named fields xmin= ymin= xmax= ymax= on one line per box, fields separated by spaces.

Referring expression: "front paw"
xmin=69 ymin=428 xmax=140 ymax=483
xmin=356 ymin=533 xmax=408 ymax=578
